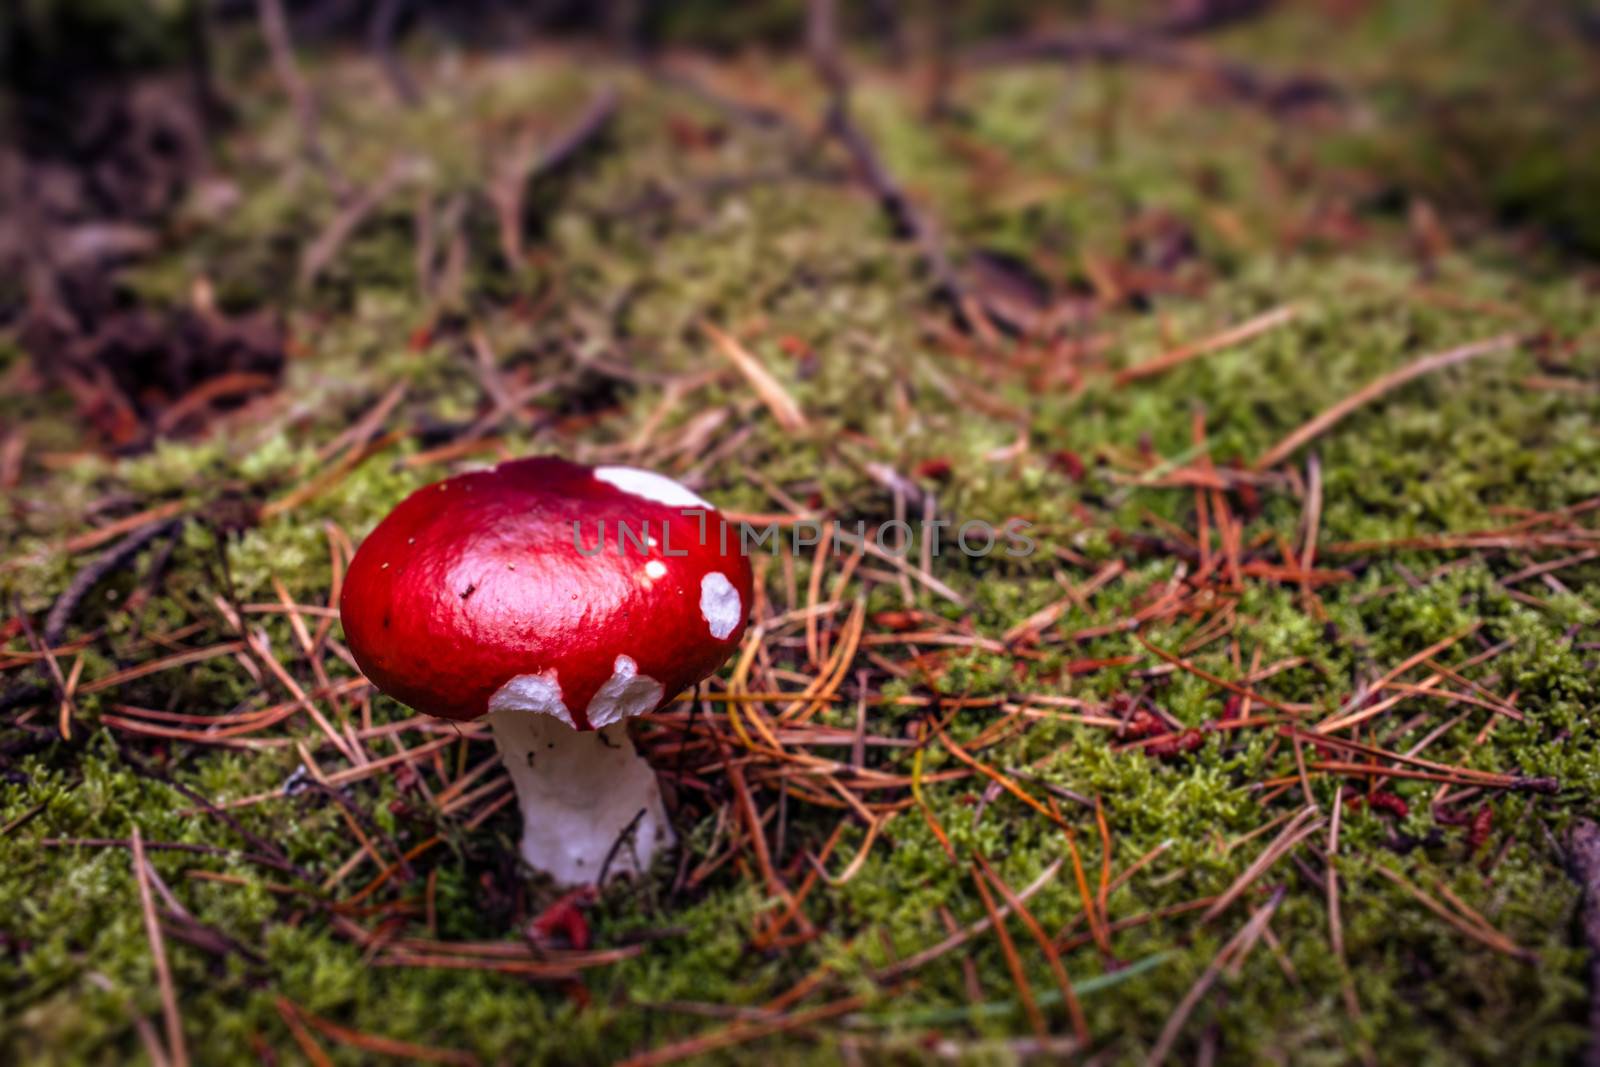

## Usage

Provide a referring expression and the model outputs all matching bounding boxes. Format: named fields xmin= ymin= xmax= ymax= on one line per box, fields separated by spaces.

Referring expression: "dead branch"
xmin=487 ymin=87 xmax=618 ymax=270
xmin=806 ymin=0 xmax=970 ymax=324
xmin=256 ymin=0 xmax=343 ymax=192
xmin=369 ymin=0 xmax=420 ymax=107
xmin=44 ymin=516 xmax=183 ymax=646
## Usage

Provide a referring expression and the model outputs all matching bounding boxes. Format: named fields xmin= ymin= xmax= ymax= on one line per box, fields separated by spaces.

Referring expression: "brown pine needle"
xmin=78 ymin=641 xmax=247 ymax=695
xmin=1285 ymin=727 xmax=1523 ymax=788
xmin=804 ymin=812 xmax=891 ymax=887
xmin=131 ymin=828 xmax=189 ymax=1067
xmin=202 ymin=734 xmax=463 ymax=812
xmin=1058 ymin=897 xmax=1220 ymax=955
xmin=933 ymin=720 xmax=1067 ymax=828
xmin=342 ymin=836 xmax=444 ymax=907
xmin=1254 ymin=334 xmax=1521 ymax=470
xmin=727 ymin=759 xmax=801 ymax=926
xmin=1116 ymin=305 xmax=1297 ymax=386
xmin=1149 ymin=889 xmax=1285 ymax=1066
xmin=701 ymin=320 xmax=809 ymax=432
xmin=1095 ymin=797 xmax=1113 ymax=929
xmin=274 ymin=997 xmax=336 ymax=1067
xmin=1326 ymin=788 xmax=1348 ymax=959
xmin=1135 ymin=635 xmax=1297 ymax=714
xmin=877 ymin=858 xmax=1064 ymax=982
xmin=273 ymin=575 xmax=353 ymax=745
xmin=1004 ymin=560 xmax=1126 ymax=643
xmin=974 ymin=851 xmax=1090 ymax=1044
xmin=911 ymin=720 xmax=957 ymax=861
xmin=1433 ymin=878 xmax=1506 ymax=942
xmin=1369 ymin=864 xmax=1534 ymax=960
xmin=1203 ymin=807 xmax=1323 ymax=923
xmin=1299 ymin=451 xmax=1324 ymax=617
xmin=1326 ymin=790 xmax=1367 ymax=1048
xmin=969 ymin=859 xmax=1048 ymax=1040
xmin=804 ymin=533 xmax=832 ymax=668
xmin=57 ymin=651 xmax=83 ymax=740
xmin=760 ymin=818 xmax=850 ymax=947
xmin=617 ymin=993 xmax=865 ymax=1067
xmin=245 ymin=630 xmax=359 ymax=764
xmin=1317 ymin=622 xmax=1481 ymax=733
xmin=314 ymin=382 xmax=407 ymax=464
xmin=1304 ymin=761 xmax=1552 ymax=792
xmin=63 ymin=499 xmax=188 ymax=555
xmin=374 ymin=947 xmax=636 ymax=976
xmin=1063 ymin=824 xmax=1113 ymax=960
xmin=261 ymin=428 xmax=408 ymax=521
xmin=288 ymin=1000 xmax=479 ymax=1065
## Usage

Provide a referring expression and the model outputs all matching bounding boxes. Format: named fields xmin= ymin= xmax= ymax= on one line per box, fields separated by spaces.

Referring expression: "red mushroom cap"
xmin=340 ymin=457 xmax=752 ymax=728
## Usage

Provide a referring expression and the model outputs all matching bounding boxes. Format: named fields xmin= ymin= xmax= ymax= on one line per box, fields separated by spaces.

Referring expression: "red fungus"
xmin=340 ymin=457 xmax=752 ymax=886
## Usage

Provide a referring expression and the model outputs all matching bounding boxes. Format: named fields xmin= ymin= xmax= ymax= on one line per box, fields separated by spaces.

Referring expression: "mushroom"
xmin=339 ymin=457 xmax=752 ymax=886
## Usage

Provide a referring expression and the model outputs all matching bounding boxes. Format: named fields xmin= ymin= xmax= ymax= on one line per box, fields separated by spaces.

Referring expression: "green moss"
xmin=4 ymin=3 xmax=1600 ymax=1063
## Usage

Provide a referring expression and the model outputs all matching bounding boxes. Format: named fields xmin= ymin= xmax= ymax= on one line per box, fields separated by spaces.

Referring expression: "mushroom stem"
xmin=488 ymin=709 xmax=675 ymax=886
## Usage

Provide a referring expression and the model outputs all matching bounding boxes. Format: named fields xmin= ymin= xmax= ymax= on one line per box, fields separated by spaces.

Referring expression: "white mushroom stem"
xmin=488 ymin=709 xmax=675 ymax=887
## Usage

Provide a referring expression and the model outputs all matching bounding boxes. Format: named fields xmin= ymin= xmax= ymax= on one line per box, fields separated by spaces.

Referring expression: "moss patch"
xmin=3 ymin=3 xmax=1600 ymax=1064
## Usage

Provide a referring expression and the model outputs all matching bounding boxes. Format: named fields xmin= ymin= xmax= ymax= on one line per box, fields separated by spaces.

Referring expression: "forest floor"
xmin=3 ymin=3 xmax=1600 ymax=1064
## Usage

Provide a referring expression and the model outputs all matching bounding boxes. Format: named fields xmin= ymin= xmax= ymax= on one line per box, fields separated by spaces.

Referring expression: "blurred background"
xmin=2 ymin=0 xmax=1598 ymax=454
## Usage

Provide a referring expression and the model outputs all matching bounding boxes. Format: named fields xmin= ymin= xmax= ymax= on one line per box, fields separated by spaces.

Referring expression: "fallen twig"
xmin=256 ymin=0 xmax=340 ymax=189
xmin=45 ymin=517 xmax=182 ymax=645
xmin=807 ymin=0 xmax=970 ymax=323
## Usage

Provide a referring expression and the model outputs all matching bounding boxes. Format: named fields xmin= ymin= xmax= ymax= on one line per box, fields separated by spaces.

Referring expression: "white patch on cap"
xmin=594 ymin=466 xmax=711 ymax=509
xmin=585 ymin=655 xmax=665 ymax=729
xmin=644 ymin=559 xmax=668 ymax=580
xmin=487 ymin=670 xmax=574 ymax=729
xmin=700 ymin=572 xmax=741 ymax=640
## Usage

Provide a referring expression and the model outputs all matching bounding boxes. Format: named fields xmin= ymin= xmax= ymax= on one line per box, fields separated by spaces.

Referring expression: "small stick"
xmin=131 ymin=828 xmax=189 ymax=1067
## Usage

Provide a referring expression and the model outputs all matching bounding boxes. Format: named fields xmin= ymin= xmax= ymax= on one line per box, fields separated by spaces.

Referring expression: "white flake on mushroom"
xmin=487 ymin=669 xmax=574 ymax=729
xmin=594 ymin=466 xmax=712 ymax=508
xmin=699 ymin=572 xmax=741 ymax=639
xmin=585 ymin=655 xmax=664 ymax=729
xmin=486 ymin=661 xmax=672 ymax=886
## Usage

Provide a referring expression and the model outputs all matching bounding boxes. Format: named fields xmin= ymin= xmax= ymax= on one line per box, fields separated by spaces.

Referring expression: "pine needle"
xmin=1254 ymin=334 xmax=1520 ymax=470
xmin=131 ymin=828 xmax=189 ymax=1067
